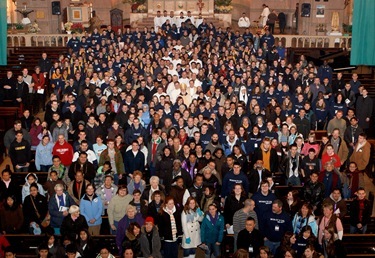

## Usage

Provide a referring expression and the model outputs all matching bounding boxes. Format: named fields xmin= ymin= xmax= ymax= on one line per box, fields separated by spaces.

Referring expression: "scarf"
xmin=208 ymin=212 xmax=218 ymax=225
xmin=164 ymin=207 xmax=177 ymax=241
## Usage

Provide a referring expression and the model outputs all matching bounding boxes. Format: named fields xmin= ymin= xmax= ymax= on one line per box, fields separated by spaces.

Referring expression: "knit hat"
xmin=145 ymin=216 xmax=154 ymax=225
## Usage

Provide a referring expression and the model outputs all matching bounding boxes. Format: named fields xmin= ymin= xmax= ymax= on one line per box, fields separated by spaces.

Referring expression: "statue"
xmin=331 ymin=11 xmax=339 ymax=32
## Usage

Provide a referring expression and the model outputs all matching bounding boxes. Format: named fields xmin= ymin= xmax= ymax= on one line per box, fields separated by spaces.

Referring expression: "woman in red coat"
xmin=32 ymin=66 xmax=46 ymax=113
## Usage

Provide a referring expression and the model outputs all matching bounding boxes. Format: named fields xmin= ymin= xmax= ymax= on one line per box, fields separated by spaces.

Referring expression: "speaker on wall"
xmin=301 ymin=3 xmax=311 ymax=17
xmin=52 ymin=1 xmax=61 ymax=15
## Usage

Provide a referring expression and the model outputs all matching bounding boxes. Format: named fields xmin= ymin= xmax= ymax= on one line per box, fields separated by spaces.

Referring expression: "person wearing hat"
xmin=139 ymin=216 xmax=162 ymax=258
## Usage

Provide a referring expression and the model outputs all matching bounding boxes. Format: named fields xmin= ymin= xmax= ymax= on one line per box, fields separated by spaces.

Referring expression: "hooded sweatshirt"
xmin=52 ymin=140 xmax=74 ymax=166
xmin=22 ymin=173 xmax=46 ymax=202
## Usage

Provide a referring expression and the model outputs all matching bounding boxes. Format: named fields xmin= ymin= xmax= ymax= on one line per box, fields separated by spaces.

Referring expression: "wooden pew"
xmin=342 ymin=234 xmax=375 ymax=254
xmin=12 ymin=171 xmax=48 ymax=186
xmin=5 ymin=234 xmax=119 ymax=256
xmin=0 ymin=106 xmax=21 ymax=133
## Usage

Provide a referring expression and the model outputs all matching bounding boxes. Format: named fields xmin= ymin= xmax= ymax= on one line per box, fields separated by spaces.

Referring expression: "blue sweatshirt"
xmin=35 ymin=142 xmax=54 ymax=170
xmin=262 ymin=210 xmax=292 ymax=242
xmin=252 ymin=191 xmax=276 ymax=217
xmin=221 ymin=172 xmax=249 ymax=198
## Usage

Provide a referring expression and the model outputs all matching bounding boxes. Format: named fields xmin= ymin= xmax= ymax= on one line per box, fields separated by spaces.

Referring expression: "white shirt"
xmin=238 ymin=17 xmax=251 ymax=28
xmin=154 ymin=16 xmax=163 ymax=32
xmin=195 ymin=18 xmax=203 ymax=28
xmin=261 ymin=7 xmax=270 ymax=26
xmin=72 ymin=150 xmax=97 ymax=164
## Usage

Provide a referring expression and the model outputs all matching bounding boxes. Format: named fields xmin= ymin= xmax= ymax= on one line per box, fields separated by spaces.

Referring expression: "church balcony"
xmin=7 ymin=33 xmax=351 ymax=49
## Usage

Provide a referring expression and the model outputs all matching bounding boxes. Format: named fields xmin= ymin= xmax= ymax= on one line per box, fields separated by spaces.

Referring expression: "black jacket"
xmin=248 ymin=168 xmax=272 ymax=194
xmin=237 ymin=228 xmax=264 ymax=258
xmin=303 ymin=180 xmax=325 ymax=208
xmin=23 ymin=193 xmax=48 ymax=226
xmin=60 ymin=214 xmax=88 ymax=240
xmin=349 ymin=198 xmax=372 ymax=226
xmin=158 ymin=208 xmax=182 ymax=241
xmin=155 ymin=154 xmax=174 ymax=182
xmin=252 ymin=147 xmax=279 ymax=173
xmin=68 ymin=161 xmax=96 ymax=182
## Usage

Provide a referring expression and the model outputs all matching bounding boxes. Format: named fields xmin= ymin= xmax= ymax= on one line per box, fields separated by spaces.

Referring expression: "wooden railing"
xmin=7 ymin=34 xmax=77 ymax=47
xmin=7 ymin=33 xmax=352 ymax=48
xmin=273 ymin=34 xmax=352 ymax=49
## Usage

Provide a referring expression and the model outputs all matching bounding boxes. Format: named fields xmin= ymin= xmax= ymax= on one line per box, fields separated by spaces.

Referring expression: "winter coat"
xmin=292 ymin=213 xmax=318 ymax=236
xmin=158 ymin=206 xmax=183 ymax=241
xmin=350 ymin=141 xmax=371 ymax=171
xmin=127 ymin=179 xmax=146 ymax=195
xmin=349 ymin=198 xmax=372 ymax=226
xmin=200 ymin=212 xmax=225 ymax=244
xmin=155 ymin=154 xmax=174 ymax=182
xmin=181 ymin=209 xmax=204 ymax=249
xmin=80 ymin=194 xmax=103 ymax=227
xmin=60 ymin=214 xmax=88 ymax=240
xmin=48 ymin=192 xmax=75 ymax=228
xmin=99 ymin=148 xmax=125 ymax=175
xmin=123 ymin=150 xmax=145 ymax=175
xmin=116 ymin=214 xmax=144 ymax=253
xmin=23 ymin=193 xmax=48 ymax=226
xmin=139 ymin=226 xmax=162 ymax=258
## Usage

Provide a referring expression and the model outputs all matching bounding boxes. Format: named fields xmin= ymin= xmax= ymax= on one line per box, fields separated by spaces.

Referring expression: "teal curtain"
xmin=0 ymin=0 xmax=7 ymax=65
xmin=350 ymin=0 xmax=375 ymax=66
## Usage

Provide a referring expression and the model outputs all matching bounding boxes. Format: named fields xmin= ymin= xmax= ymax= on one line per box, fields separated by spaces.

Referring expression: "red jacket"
xmin=32 ymin=72 xmax=46 ymax=90
xmin=0 ymin=235 xmax=10 ymax=257
xmin=53 ymin=141 xmax=73 ymax=166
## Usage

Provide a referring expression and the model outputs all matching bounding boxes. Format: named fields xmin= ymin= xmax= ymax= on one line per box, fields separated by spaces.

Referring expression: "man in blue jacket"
xmin=48 ymin=183 xmax=75 ymax=235
xmin=221 ymin=161 xmax=249 ymax=201
xmin=251 ymin=180 xmax=276 ymax=230
xmin=262 ymin=199 xmax=293 ymax=254
xmin=124 ymin=140 xmax=145 ymax=183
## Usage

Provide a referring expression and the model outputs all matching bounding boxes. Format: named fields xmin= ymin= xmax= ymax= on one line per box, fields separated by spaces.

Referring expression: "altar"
xmin=147 ymin=0 xmax=214 ymax=15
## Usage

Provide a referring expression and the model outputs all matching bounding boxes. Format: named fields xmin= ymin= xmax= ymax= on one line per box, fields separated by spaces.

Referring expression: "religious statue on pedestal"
xmin=331 ymin=11 xmax=340 ymax=32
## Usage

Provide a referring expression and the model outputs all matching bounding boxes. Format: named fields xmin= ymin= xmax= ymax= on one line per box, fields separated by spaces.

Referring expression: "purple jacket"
xmin=116 ymin=213 xmax=144 ymax=255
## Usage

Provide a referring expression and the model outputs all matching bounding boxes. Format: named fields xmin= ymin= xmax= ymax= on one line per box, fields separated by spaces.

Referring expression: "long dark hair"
xmin=4 ymin=195 xmax=19 ymax=211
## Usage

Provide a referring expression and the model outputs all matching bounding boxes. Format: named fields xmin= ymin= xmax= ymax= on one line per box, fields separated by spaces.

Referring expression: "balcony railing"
xmin=7 ymin=33 xmax=352 ymax=49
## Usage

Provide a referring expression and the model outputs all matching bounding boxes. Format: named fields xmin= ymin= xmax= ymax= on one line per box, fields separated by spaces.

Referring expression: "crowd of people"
xmin=0 ymin=5 xmax=374 ymax=258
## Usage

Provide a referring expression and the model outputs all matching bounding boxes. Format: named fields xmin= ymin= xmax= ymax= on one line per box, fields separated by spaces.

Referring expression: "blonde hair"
xmin=69 ymin=205 xmax=80 ymax=214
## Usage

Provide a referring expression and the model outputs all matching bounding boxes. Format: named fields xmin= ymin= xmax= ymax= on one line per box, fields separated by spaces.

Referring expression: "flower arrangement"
xmin=64 ymin=21 xmax=73 ymax=31
xmin=214 ymin=0 xmax=232 ymax=13
xmin=136 ymin=4 xmax=147 ymax=13
xmin=123 ymin=0 xmax=146 ymax=12
xmin=71 ymin=23 xmax=84 ymax=33
xmin=214 ymin=5 xmax=233 ymax=13
xmin=28 ymin=20 xmax=41 ymax=33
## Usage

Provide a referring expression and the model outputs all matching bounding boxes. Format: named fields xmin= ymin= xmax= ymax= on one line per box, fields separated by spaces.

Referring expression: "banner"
xmin=0 ymin=0 xmax=7 ymax=65
xmin=350 ymin=0 xmax=375 ymax=66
